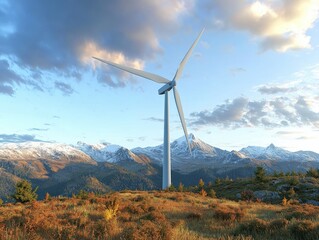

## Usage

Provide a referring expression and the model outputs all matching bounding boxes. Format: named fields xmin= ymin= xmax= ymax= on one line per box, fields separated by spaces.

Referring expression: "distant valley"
xmin=1 ymin=134 xmax=319 ymax=199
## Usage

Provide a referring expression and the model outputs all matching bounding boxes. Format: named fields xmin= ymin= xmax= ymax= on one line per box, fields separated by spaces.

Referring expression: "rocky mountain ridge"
xmin=1 ymin=134 xmax=319 ymax=199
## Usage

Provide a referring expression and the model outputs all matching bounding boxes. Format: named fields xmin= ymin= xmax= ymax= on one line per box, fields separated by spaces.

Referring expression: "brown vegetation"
xmin=1 ymin=191 xmax=319 ymax=239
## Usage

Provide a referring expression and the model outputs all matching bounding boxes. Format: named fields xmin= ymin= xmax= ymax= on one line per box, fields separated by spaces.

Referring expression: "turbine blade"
xmin=173 ymin=87 xmax=192 ymax=154
xmin=174 ymin=28 xmax=205 ymax=82
xmin=93 ymin=57 xmax=170 ymax=84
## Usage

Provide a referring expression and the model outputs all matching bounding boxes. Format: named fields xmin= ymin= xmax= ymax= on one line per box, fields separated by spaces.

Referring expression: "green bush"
xmin=236 ymin=218 xmax=268 ymax=235
xmin=290 ymin=220 xmax=319 ymax=240
xmin=241 ymin=190 xmax=255 ymax=202
xmin=11 ymin=180 xmax=38 ymax=203
xmin=306 ymin=168 xmax=319 ymax=178
xmin=76 ymin=190 xmax=89 ymax=199
xmin=269 ymin=218 xmax=288 ymax=230
xmin=255 ymin=166 xmax=266 ymax=182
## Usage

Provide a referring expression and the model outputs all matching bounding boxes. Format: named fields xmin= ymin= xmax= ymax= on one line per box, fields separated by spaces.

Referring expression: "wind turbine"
xmin=93 ymin=29 xmax=204 ymax=189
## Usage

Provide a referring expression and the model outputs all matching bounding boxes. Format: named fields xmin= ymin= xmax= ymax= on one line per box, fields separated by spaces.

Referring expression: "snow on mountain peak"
xmin=0 ymin=141 xmax=92 ymax=162
xmin=266 ymin=143 xmax=276 ymax=150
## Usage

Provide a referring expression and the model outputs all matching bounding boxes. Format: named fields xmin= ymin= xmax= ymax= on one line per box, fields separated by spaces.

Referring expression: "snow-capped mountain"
xmin=1 ymin=135 xmax=319 ymax=199
xmin=132 ymin=134 xmax=247 ymax=173
xmin=76 ymin=142 xmax=121 ymax=162
xmin=76 ymin=142 xmax=150 ymax=165
xmin=0 ymin=142 xmax=93 ymax=163
xmin=1 ymin=135 xmax=319 ymax=178
xmin=240 ymin=144 xmax=319 ymax=162
xmin=0 ymin=142 xmax=96 ymax=180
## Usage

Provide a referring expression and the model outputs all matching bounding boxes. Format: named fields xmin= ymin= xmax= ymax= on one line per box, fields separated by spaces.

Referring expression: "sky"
xmin=1 ymin=0 xmax=319 ymax=153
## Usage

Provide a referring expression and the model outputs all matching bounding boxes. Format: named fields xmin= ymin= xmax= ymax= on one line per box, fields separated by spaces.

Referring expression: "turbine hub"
xmin=158 ymin=81 xmax=176 ymax=95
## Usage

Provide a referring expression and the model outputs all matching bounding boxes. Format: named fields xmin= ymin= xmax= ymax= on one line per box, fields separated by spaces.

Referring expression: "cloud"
xmin=295 ymin=96 xmax=319 ymax=126
xmin=0 ymin=134 xmax=45 ymax=143
xmin=139 ymin=137 xmax=146 ymax=141
xmin=191 ymin=97 xmax=249 ymax=128
xmin=144 ymin=117 xmax=164 ymax=122
xmin=191 ymin=95 xmax=319 ymax=129
xmin=55 ymin=81 xmax=74 ymax=96
xmin=258 ymin=86 xmax=296 ymax=94
xmin=0 ymin=84 xmax=14 ymax=96
xmin=28 ymin=128 xmax=49 ymax=132
xmin=0 ymin=59 xmax=24 ymax=95
xmin=0 ymin=0 xmax=189 ymax=91
xmin=198 ymin=0 xmax=319 ymax=52
xmin=230 ymin=67 xmax=246 ymax=76
xmin=276 ymin=131 xmax=299 ymax=135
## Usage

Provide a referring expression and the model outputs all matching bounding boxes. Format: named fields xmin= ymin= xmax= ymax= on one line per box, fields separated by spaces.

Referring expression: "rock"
xmin=305 ymin=200 xmax=319 ymax=206
xmin=253 ymin=190 xmax=280 ymax=201
xmin=270 ymin=179 xmax=282 ymax=185
xmin=276 ymin=184 xmax=291 ymax=192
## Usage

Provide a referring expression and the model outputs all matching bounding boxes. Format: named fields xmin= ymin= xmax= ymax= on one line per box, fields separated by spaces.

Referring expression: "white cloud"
xmin=203 ymin=0 xmax=319 ymax=52
xmin=192 ymin=62 xmax=319 ymax=129
xmin=80 ymin=41 xmax=144 ymax=71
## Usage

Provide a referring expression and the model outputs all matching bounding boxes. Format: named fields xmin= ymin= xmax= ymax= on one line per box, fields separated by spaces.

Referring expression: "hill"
xmin=1 ymin=135 xmax=319 ymax=200
xmin=1 ymin=191 xmax=319 ymax=239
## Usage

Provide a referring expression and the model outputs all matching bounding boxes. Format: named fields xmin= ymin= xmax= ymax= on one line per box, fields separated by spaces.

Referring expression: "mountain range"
xmin=1 ymin=134 xmax=319 ymax=199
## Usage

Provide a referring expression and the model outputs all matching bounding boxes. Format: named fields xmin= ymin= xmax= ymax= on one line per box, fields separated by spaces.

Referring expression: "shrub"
xmin=178 ymin=182 xmax=184 ymax=192
xmin=133 ymin=195 xmax=145 ymax=202
xmin=168 ymin=184 xmax=176 ymax=191
xmin=208 ymin=189 xmax=216 ymax=198
xmin=77 ymin=190 xmax=89 ymax=200
xmin=213 ymin=206 xmax=245 ymax=222
xmin=287 ymin=187 xmax=297 ymax=199
xmin=306 ymin=168 xmax=319 ymax=178
xmin=215 ymin=178 xmax=221 ymax=185
xmin=290 ymin=220 xmax=318 ymax=240
xmin=143 ymin=211 xmax=166 ymax=222
xmin=11 ymin=179 xmax=38 ymax=203
xmin=126 ymin=204 xmax=145 ymax=215
xmin=0 ymin=198 xmax=3 ymax=205
xmin=122 ymin=220 xmax=171 ymax=240
xmin=45 ymin=192 xmax=51 ymax=201
xmin=186 ymin=212 xmax=202 ymax=220
xmin=286 ymin=208 xmax=317 ymax=220
xmin=104 ymin=198 xmax=119 ymax=221
xmin=269 ymin=219 xmax=289 ymax=230
xmin=199 ymin=189 xmax=207 ymax=197
xmin=198 ymin=179 xmax=205 ymax=189
xmin=288 ymin=176 xmax=300 ymax=186
xmin=236 ymin=218 xmax=268 ymax=235
xmin=241 ymin=190 xmax=255 ymax=202
xmin=255 ymin=166 xmax=266 ymax=182
xmin=288 ymin=199 xmax=299 ymax=205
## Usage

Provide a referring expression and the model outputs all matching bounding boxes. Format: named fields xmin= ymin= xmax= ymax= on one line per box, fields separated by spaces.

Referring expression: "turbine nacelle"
xmin=158 ymin=81 xmax=176 ymax=95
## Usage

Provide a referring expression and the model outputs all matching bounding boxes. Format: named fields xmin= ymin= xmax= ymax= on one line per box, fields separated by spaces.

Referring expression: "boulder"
xmin=253 ymin=190 xmax=280 ymax=201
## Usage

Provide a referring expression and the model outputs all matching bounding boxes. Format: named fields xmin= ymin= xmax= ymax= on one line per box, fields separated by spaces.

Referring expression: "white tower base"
xmin=162 ymin=91 xmax=171 ymax=189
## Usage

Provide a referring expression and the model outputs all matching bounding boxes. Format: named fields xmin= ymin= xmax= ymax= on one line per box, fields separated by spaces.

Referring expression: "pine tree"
xmin=215 ymin=178 xmax=221 ymax=185
xmin=198 ymin=178 xmax=205 ymax=189
xmin=45 ymin=192 xmax=51 ymax=201
xmin=208 ymin=189 xmax=216 ymax=198
xmin=12 ymin=180 xmax=38 ymax=203
xmin=255 ymin=166 xmax=266 ymax=182
xmin=178 ymin=182 xmax=184 ymax=192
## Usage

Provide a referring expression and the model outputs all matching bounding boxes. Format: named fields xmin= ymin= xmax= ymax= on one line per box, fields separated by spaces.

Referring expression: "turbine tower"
xmin=93 ymin=29 xmax=204 ymax=189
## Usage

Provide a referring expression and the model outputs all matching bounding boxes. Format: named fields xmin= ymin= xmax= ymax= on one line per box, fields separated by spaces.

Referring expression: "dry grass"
xmin=1 ymin=191 xmax=319 ymax=239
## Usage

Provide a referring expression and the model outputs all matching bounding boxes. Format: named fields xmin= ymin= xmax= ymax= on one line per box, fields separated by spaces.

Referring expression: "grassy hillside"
xmin=1 ymin=191 xmax=319 ymax=240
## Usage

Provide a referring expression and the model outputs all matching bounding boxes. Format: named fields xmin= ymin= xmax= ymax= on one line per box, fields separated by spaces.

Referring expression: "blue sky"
xmin=1 ymin=0 xmax=319 ymax=152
